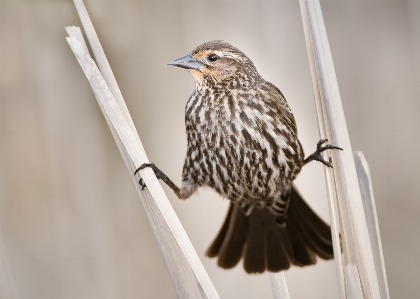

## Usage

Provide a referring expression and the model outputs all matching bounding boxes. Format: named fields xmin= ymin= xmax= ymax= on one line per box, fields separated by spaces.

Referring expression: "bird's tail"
xmin=206 ymin=186 xmax=334 ymax=273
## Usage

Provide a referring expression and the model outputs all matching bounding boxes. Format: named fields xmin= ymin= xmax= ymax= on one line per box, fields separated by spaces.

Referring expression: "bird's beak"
xmin=167 ymin=53 xmax=203 ymax=70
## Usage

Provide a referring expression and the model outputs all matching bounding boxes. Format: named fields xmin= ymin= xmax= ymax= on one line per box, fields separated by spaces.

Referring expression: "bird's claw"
xmin=134 ymin=163 xmax=158 ymax=190
xmin=139 ymin=178 xmax=147 ymax=190
xmin=317 ymin=139 xmax=343 ymax=153
xmin=134 ymin=163 xmax=156 ymax=175
xmin=304 ymin=139 xmax=343 ymax=168
xmin=313 ymin=152 xmax=333 ymax=168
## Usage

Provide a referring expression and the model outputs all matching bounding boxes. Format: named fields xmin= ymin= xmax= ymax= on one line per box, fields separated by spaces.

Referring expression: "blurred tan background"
xmin=0 ymin=0 xmax=419 ymax=298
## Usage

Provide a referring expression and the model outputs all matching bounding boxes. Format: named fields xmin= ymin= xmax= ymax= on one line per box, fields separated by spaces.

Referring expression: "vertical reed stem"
xmin=299 ymin=1 xmax=382 ymax=298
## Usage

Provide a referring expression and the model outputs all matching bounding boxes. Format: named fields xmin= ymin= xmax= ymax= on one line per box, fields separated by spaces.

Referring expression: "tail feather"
xmin=285 ymin=208 xmax=317 ymax=266
xmin=207 ymin=186 xmax=334 ymax=273
xmin=293 ymin=187 xmax=332 ymax=243
xmin=292 ymin=211 xmax=334 ymax=260
xmin=297 ymin=210 xmax=333 ymax=249
xmin=243 ymin=209 xmax=267 ymax=273
xmin=206 ymin=204 xmax=234 ymax=258
xmin=207 ymin=204 xmax=249 ymax=269
xmin=291 ymin=188 xmax=334 ymax=259
xmin=266 ymin=217 xmax=291 ymax=272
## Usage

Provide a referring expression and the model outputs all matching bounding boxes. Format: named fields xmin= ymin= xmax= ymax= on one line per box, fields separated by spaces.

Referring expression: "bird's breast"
xmin=184 ymin=88 xmax=303 ymax=203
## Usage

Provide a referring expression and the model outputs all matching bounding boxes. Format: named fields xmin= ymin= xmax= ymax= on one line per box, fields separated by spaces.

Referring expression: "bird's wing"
xmin=259 ymin=81 xmax=298 ymax=136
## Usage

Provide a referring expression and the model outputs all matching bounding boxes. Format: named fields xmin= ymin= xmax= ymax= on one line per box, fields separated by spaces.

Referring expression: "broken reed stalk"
xmin=64 ymin=27 xmax=199 ymax=296
xmin=355 ymin=152 xmax=390 ymax=299
xmin=299 ymin=0 xmax=383 ymax=298
xmin=65 ymin=34 xmax=213 ymax=298
xmin=67 ymin=1 xmax=220 ymax=298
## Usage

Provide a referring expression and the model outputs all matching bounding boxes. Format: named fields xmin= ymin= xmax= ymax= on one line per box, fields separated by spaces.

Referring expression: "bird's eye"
xmin=208 ymin=54 xmax=218 ymax=62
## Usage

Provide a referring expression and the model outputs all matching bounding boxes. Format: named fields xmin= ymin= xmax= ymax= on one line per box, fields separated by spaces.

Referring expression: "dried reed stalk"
xmin=66 ymin=2 xmax=220 ymax=297
xmin=268 ymin=272 xmax=291 ymax=299
xmin=355 ymin=152 xmax=390 ymax=299
xmin=299 ymin=1 xmax=383 ymax=298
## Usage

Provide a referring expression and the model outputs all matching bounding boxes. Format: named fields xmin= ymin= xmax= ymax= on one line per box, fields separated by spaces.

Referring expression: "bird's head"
xmin=168 ymin=41 xmax=260 ymax=88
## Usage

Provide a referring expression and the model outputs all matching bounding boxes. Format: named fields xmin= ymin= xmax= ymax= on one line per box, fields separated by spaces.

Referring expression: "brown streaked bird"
xmin=135 ymin=41 xmax=342 ymax=273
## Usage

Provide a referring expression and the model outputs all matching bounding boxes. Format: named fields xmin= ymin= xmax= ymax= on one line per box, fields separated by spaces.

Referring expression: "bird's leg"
xmin=304 ymin=139 xmax=343 ymax=168
xmin=134 ymin=163 xmax=181 ymax=197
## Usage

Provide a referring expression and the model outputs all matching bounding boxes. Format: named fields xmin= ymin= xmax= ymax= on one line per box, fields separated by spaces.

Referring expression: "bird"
xmin=135 ymin=40 xmax=342 ymax=273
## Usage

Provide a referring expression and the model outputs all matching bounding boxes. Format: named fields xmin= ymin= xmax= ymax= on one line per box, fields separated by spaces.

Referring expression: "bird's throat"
xmin=189 ymin=69 xmax=206 ymax=87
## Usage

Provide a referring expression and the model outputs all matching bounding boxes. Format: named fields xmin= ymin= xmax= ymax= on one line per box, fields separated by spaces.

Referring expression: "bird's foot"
xmin=134 ymin=163 xmax=181 ymax=195
xmin=134 ymin=163 xmax=161 ymax=190
xmin=304 ymin=139 xmax=343 ymax=168
xmin=134 ymin=163 xmax=163 ymax=178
